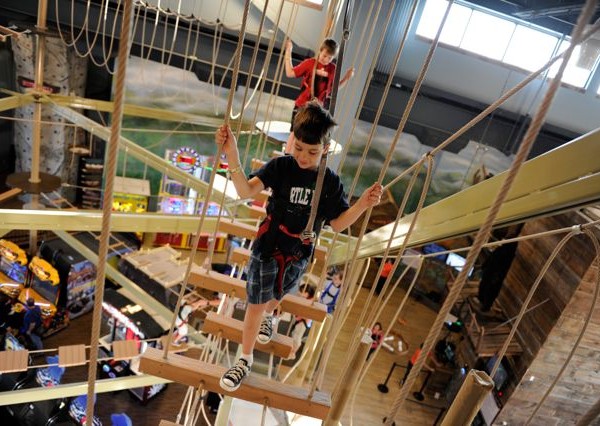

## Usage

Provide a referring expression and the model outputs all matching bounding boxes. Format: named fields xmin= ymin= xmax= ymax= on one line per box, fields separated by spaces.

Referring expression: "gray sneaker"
xmin=257 ymin=315 xmax=275 ymax=344
xmin=219 ymin=358 xmax=250 ymax=392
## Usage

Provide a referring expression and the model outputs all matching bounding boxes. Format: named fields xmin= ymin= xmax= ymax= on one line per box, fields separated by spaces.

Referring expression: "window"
xmin=548 ymin=39 xmax=600 ymax=88
xmin=416 ymin=0 xmax=600 ymax=90
xmin=503 ymin=25 xmax=558 ymax=72
xmin=460 ymin=11 xmax=515 ymax=60
xmin=416 ymin=0 xmax=472 ymax=47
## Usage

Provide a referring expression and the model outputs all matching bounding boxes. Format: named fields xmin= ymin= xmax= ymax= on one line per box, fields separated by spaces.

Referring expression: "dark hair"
xmin=320 ymin=38 xmax=339 ymax=56
xmin=292 ymin=101 xmax=336 ymax=146
xmin=300 ymin=283 xmax=316 ymax=300
xmin=374 ymin=322 xmax=382 ymax=329
xmin=26 ymin=297 xmax=35 ymax=307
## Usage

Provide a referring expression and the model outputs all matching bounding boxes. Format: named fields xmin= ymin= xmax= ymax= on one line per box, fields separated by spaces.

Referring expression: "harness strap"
xmin=272 ymin=250 xmax=301 ymax=296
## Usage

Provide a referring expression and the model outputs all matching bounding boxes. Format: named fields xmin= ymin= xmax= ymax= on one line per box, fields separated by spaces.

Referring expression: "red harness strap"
xmin=272 ymin=250 xmax=301 ymax=296
xmin=278 ymin=224 xmax=312 ymax=246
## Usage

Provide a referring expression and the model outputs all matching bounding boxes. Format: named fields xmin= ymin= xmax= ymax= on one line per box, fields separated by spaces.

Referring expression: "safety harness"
xmin=255 ymin=170 xmax=325 ymax=295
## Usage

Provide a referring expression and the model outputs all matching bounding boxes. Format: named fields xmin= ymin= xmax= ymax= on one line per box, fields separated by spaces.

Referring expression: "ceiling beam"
xmin=514 ymin=4 xmax=587 ymax=19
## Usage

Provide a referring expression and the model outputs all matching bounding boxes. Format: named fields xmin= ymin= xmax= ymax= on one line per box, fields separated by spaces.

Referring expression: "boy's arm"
xmin=329 ymin=182 xmax=383 ymax=232
xmin=216 ymin=125 xmax=265 ymax=199
xmin=284 ymin=39 xmax=296 ymax=78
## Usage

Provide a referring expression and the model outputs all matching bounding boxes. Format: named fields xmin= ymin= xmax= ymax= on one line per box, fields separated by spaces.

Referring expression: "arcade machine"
xmin=0 ymin=239 xmax=28 ymax=298
xmin=14 ymin=256 xmax=67 ymax=337
xmin=2 ymin=340 xmax=67 ymax=426
xmin=45 ymin=395 xmax=102 ymax=426
xmin=154 ymin=147 xmax=228 ymax=251
xmin=38 ymin=238 xmax=97 ymax=320
xmin=99 ymin=288 xmax=167 ymax=404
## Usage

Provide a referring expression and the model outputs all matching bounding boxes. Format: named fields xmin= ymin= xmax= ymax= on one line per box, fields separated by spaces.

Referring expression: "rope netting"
xmin=13 ymin=0 xmax=600 ymax=424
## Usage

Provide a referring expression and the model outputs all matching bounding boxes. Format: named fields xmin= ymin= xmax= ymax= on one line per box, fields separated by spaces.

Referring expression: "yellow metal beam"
xmin=48 ymin=94 xmax=227 ymax=127
xmin=0 ymin=209 xmax=225 ymax=232
xmin=331 ymin=128 xmax=600 ymax=263
xmin=0 ymin=93 xmax=34 ymax=113
xmin=0 ymin=374 xmax=170 ymax=405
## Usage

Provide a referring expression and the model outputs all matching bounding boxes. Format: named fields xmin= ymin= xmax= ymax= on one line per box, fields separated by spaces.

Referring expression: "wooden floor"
xmin=30 ymin=280 xmax=447 ymax=426
xmin=320 ymin=286 xmax=444 ymax=426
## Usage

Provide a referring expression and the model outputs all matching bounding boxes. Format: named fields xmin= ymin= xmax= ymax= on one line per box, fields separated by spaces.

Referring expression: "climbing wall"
xmin=11 ymin=34 xmax=87 ymax=198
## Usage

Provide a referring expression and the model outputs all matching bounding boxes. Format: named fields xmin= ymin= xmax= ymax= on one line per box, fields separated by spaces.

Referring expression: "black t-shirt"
xmin=251 ymin=155 xmax=349 ymax=255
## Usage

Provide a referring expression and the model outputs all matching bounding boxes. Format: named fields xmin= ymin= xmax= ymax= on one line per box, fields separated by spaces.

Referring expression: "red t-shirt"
xmin=293 ymin=58 xmax=336 ymax=107
xmin=381 ymin=261 xmax=393 ymax=278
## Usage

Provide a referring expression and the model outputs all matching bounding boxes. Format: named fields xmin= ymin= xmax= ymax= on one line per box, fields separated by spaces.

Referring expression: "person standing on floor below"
xmin=215 ymin=101 xmax=383 ymax=391
xmin=21 ymin=297 xmax=43 ymax=350
xmin=375 ymin=259 xmax=394 ymax=295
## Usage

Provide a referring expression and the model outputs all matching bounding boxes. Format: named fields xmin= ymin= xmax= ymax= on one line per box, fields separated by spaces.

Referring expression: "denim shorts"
xmin=246 ymin=252 xmax=309 ymax=304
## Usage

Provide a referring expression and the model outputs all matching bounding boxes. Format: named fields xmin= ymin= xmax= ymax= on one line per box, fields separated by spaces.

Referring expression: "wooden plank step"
xmin=218 ymin=219 xmax=257 ymax=240
xmin=281 ymin=294 xmax=327 ymax=322
xmin=139 ymin=347 xmax=331 ymax=419
xmin=248 ymin=205 xmax=267 ymax=219
xmin=231 ymin=247 xmax=251 ymax=265
xmin=159 ymin=421 xmax=182 ymax=426
xmin=189 ymin=269 xmax=247 ymax=297
xmin=189 ymin=270 xmax=327 ymax=321
xmin=313 ymin=245 xmax=327 ymax=262
xmin=202 ymin=312 xmax=293 ymax=359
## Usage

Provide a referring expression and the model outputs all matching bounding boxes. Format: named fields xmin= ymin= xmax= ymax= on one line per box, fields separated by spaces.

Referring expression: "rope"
xmin=383 ymin=18 xmax=600 ymax=192
xmin=525 ymin=229 xmax=600 ymax=425
xmin=312 ymin=0 xmax=440 ymax=398
xmin=302 ymin=0 xmax=354 ymax=241
xmin=384 ymin=2 xmax=596 ymax=422
xmin=349 ymin=257 xmax=424 ymax=426
xmin=319 ymin=156 xmax=424 ymax=388
xmin=161 ymin=0 xmax=251 ymax=360
xmin=255 ymin=3 xmax=299 ymax=162
xmin=84 ymin=0 xmax=134 ymax=422
xmin=237 ymin=0 xmax=287 ymax=178
xmin=309 ymin=0 xmax=394 ymax=299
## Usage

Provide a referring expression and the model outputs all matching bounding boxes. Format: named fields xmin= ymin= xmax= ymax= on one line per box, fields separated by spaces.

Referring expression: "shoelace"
xmin=225 ymin=360 xmax=248 ymax=382
xmin=259 ymin=317 xmax=273 ymax=336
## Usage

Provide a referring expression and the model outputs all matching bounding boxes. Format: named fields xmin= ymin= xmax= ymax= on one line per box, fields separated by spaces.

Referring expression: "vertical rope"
xmin=384 ymin=2 xmax=597 ymax=422
xmin=312 ymin=0 xmax=449 ymax=399
xmin=85 ymin=0 xmax=134 ymax=422
xmin=162 ymin=0 xmax=252 ymax=360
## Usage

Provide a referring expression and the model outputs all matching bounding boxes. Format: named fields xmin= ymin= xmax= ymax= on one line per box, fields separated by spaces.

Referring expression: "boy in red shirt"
xmin=283 ymin=38 xmax=354 ymax=153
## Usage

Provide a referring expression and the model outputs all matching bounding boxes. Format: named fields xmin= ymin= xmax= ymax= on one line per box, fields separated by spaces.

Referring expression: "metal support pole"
xmin=377 ymin=362 xmax=398 ymax=393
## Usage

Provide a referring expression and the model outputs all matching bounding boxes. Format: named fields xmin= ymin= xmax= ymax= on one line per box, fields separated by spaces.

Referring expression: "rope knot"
xmin=571 ymin=224 xmax=583 ymax=235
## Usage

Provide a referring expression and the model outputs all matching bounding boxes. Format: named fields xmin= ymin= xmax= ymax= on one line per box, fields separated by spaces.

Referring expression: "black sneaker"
xmin=219 ymin=358 xmax=250 ymax=392
xmin=257 ymin=315 xmax=275 ymax=344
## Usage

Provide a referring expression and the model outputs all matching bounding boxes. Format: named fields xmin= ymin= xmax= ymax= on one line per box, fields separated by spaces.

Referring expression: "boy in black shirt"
xmin=216 ymin=101 xmax=382 ymax=391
